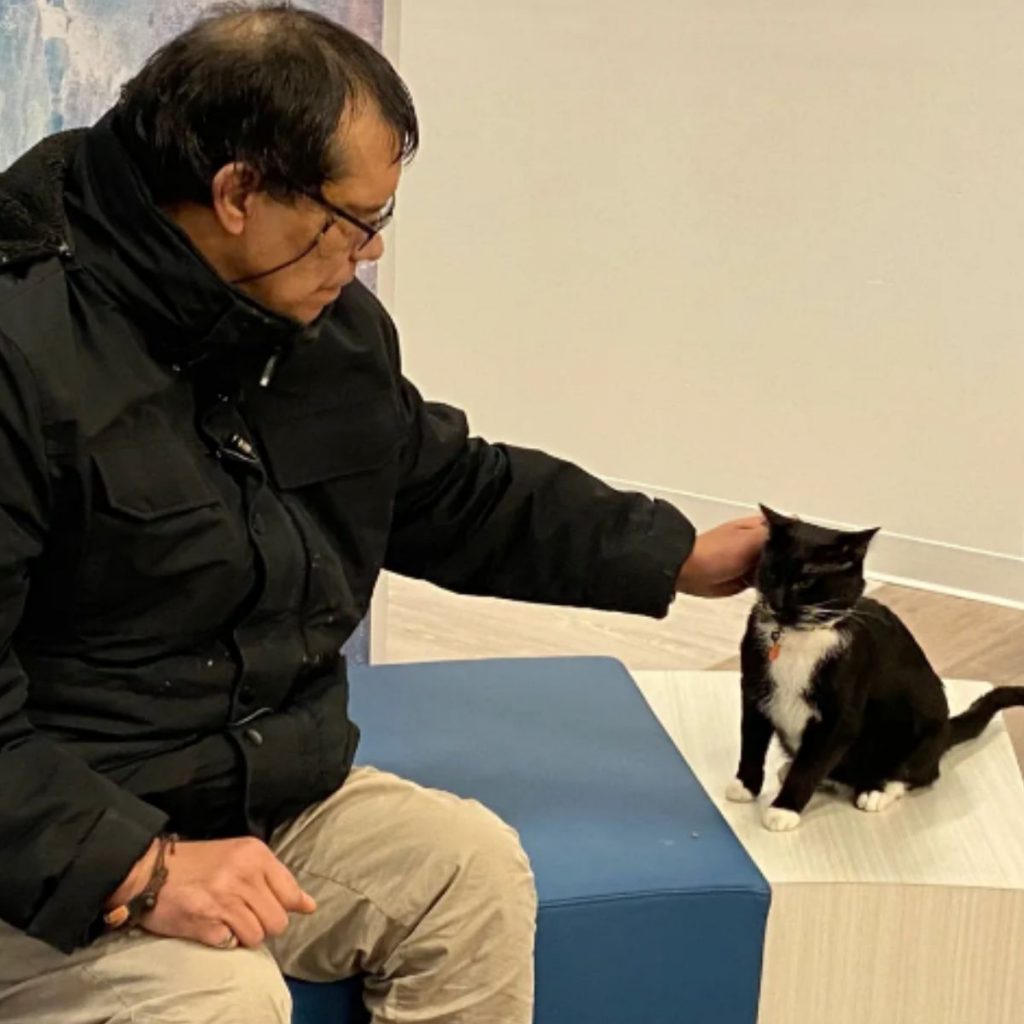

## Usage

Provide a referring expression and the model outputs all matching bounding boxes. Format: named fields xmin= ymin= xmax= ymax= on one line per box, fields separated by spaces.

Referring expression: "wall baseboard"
xmin=608 ymin=480 xmax=1024 ymax=611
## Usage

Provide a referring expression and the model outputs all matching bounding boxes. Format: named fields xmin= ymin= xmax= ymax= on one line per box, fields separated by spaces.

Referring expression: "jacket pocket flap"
xmin=93 ymin=445 xmax=219 ymax=521
xmin=257 ymin=404 xmax=402 ymax=490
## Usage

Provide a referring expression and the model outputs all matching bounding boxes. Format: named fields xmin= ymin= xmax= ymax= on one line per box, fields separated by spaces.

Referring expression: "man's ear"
xmin=210 ymin=163 xmax=260 ymax=237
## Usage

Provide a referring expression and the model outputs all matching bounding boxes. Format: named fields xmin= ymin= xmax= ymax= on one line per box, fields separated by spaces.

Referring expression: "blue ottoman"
xmin=289 ymin=657 xmax=769 ymax=1023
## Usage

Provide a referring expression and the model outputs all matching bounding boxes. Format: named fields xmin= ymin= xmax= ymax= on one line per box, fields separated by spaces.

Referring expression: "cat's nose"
xmin=767 ymin=590 xmax=799 ymax=625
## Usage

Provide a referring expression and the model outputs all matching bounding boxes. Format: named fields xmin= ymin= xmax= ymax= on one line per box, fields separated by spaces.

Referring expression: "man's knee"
xmin=437 ymin=799 xmax=538 ymax=931
xmin=214 ymin=946 xmax=294 ymax=1024
xmin=348 ymin=797 xmax=537 ymax=1020
xmin=115 ymin=940 xmax=293 ymax=1024
xmin=0 ymin=935 xmax=292 ymax=1024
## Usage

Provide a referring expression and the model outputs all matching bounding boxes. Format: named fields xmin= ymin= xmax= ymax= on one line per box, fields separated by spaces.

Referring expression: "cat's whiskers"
xmin=835 ymin=605 xmax=890 ymax=629
xmin=798 ymin=616 xmax=844 ymax=630
xmin=795 ymin=601 xmax=849 ymax=629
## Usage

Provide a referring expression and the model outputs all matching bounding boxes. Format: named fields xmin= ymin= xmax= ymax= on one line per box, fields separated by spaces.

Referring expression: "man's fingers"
xmin=734 ymin=515 xmax=769 ymax=530
xmin=264 ymin=859 xmax=317 ymax=915
xmin=195 ymin=919 xmax=239 ymax=949
xmin=191 ymin=899 xmax=263 ymax=949
xmin=218 ymin=898 xmax=266 ymax=949
xmin=240 ymin=882 xmax=292 ymax=939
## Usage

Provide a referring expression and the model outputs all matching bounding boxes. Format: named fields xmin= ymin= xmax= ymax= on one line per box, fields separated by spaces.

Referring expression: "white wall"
xmin=385 ymin=0 xmax=1024 ymax=605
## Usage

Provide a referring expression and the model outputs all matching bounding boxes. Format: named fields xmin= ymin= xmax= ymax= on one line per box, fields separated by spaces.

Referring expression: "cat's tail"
xmin=947 ymin=687 xmax=1024 ymax=749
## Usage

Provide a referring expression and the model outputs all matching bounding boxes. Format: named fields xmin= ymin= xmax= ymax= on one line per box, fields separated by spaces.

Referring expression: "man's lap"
xmin=0 ymin=766 xmax=533 ymax=1024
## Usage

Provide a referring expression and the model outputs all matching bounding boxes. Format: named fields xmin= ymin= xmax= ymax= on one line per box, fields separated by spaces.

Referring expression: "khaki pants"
xmin=0 ymin=767 xmax=537 ymax=1024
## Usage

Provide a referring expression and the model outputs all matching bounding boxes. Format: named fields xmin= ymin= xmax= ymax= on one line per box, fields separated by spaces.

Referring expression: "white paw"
xmin=726 ymin=779 xmax=756 ymax=803
xmin=855 ymin=782 xmax=906 ymax=813
xmin=762 ymin=806 xmax=801 ymax=832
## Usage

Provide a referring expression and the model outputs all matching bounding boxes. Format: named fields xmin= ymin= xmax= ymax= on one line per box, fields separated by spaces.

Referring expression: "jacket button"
xmin=243 ymin=728 xmax=264 ymax=747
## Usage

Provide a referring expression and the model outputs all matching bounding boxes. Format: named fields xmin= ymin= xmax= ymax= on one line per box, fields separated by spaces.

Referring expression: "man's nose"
xmin=358 ymin=233 xmax=385 ymax=264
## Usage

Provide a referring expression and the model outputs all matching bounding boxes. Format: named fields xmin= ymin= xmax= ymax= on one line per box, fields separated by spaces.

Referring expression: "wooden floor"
xmin=380 ymin=573 xmax=1024 ymax=770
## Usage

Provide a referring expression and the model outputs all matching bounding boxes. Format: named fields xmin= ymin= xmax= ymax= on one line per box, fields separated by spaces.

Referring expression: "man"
xmin=0 ymin=5 xmax=766 ymax=1023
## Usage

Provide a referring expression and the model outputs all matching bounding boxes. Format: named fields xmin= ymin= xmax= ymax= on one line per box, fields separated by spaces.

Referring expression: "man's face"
xmin=230 ymin=106 xmax=402 ymax=324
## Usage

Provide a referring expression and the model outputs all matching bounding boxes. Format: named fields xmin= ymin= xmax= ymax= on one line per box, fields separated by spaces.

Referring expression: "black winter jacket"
xmin=0 ymin=111 xmax=694 ymax=952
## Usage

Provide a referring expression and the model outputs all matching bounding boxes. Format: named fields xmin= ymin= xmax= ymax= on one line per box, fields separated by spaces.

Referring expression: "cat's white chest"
xmin=759 ymin=624 xmax=845 ymax=749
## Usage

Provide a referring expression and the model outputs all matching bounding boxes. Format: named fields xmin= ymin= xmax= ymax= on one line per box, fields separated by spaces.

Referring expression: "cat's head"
xmin=756 ymin=505 xmax=879 ymax=628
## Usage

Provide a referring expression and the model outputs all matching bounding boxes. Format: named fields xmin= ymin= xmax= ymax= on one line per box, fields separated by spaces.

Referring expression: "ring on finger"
xmin=216 ymin=928 xmax=239 ymax=950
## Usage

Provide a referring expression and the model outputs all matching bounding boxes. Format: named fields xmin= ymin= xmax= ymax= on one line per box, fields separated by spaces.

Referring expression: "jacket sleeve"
xmin=384 ymin=369 xmax=696 ymax=618
xmin=0 ymin=334 xmax=168 ymax=952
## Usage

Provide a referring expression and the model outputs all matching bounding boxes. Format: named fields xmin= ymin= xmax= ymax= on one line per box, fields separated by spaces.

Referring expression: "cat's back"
xmin=848 ymin=596 xmax=945 ymax=705
xmin=851 ymin=596 xmax=930 ymax=656
xmin=854 ymin=595 xmax=902 ymax=628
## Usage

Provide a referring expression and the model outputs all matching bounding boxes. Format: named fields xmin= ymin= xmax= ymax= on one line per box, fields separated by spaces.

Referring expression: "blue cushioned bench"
xmin=289 ymin=657 xmax=769 ymax=1023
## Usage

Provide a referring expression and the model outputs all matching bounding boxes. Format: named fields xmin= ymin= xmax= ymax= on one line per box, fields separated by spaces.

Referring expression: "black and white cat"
xmin=727 ymin=505 xmax=1024 ymax=832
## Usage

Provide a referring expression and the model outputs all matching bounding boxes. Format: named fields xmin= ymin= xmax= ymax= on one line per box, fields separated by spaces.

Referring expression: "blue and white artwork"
xmin=0 ymin=0 xmax=383 ymax=663
xmin=0 ymin=1 xmax=383 ymax=167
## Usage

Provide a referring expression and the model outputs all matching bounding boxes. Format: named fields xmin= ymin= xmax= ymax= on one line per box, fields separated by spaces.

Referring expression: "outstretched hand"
xmin=676 ymin=515 xmax=768 ymax=598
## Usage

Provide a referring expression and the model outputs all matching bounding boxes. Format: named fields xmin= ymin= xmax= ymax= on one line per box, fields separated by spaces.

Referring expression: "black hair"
xmin=117 ymin=2 xmax=418 ymax=205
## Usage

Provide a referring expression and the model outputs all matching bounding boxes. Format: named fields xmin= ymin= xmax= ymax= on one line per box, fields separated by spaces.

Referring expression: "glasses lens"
xmin=373 ymin=196 xmax=396 ymax=231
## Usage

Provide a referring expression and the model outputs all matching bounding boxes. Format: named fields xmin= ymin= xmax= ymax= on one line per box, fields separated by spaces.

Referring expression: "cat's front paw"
xmin=762 ymin=806 xmax=801 ymax=832
xmin=726 ymin=778 xmax=757 ymax=803
xmin=855 ymin=782 xmax=906 ymax=813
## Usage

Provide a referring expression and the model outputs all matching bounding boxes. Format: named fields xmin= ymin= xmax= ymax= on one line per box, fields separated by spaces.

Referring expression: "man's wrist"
xmin=104 ymin=838 xmax=159 ymax=910
xmin=675 ymin=537 xmax=704 ymax=593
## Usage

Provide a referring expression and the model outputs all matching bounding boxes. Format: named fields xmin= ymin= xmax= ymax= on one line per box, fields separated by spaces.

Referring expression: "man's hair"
xmin=117 ymin=2 xmax=418 ymax=205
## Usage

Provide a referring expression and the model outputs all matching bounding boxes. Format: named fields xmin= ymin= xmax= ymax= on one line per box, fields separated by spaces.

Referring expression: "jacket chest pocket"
xmin=256 ymin=398 xmax=403 ymax=491
xmin=255 ymin=400 xmax=403 ymax=586
xmin=76 ymin=443 xmax=253 ymax=631
xmin=93 ymin=445 xmax=220 ymax=519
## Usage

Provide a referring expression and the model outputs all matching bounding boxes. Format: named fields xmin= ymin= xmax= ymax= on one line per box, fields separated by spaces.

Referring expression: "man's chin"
xmin=270 ymin=281 xmax=349 ymax=326
xmin=292 ymin=295 xmax=339 ymax=325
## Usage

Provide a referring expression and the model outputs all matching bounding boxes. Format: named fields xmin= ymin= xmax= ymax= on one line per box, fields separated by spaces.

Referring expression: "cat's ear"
xmin=759 ymin=504 xmax=795 ymax=530
xmin=847 ymin=526 xmax=880 ymax=558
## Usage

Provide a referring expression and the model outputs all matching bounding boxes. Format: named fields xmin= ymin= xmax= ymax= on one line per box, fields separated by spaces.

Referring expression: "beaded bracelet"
xmin=103 ymin=832 xmax=179 ymax=930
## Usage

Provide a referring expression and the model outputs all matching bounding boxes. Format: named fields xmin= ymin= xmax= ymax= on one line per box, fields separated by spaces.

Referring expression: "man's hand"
xmin=108 ymin=837 xmax=316 ymax=949
xmin=676 ymin=515 xmax=768 ymax=598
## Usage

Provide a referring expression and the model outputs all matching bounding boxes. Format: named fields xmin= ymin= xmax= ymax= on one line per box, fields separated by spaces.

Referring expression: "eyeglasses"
xmin=303 ymin=190 xmax=396 ymax=253
xmin=230 ymin=190 xmax=396 ymax=286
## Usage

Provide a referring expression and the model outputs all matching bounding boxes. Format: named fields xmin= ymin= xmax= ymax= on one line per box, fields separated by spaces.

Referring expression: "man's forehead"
xmin=336 ymin=103 xmax=402 ymax=166
xmin=322 ymin=106 xmax=402 ymax=208
xmin=322 ymin=169 xmax=400 ymax=214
